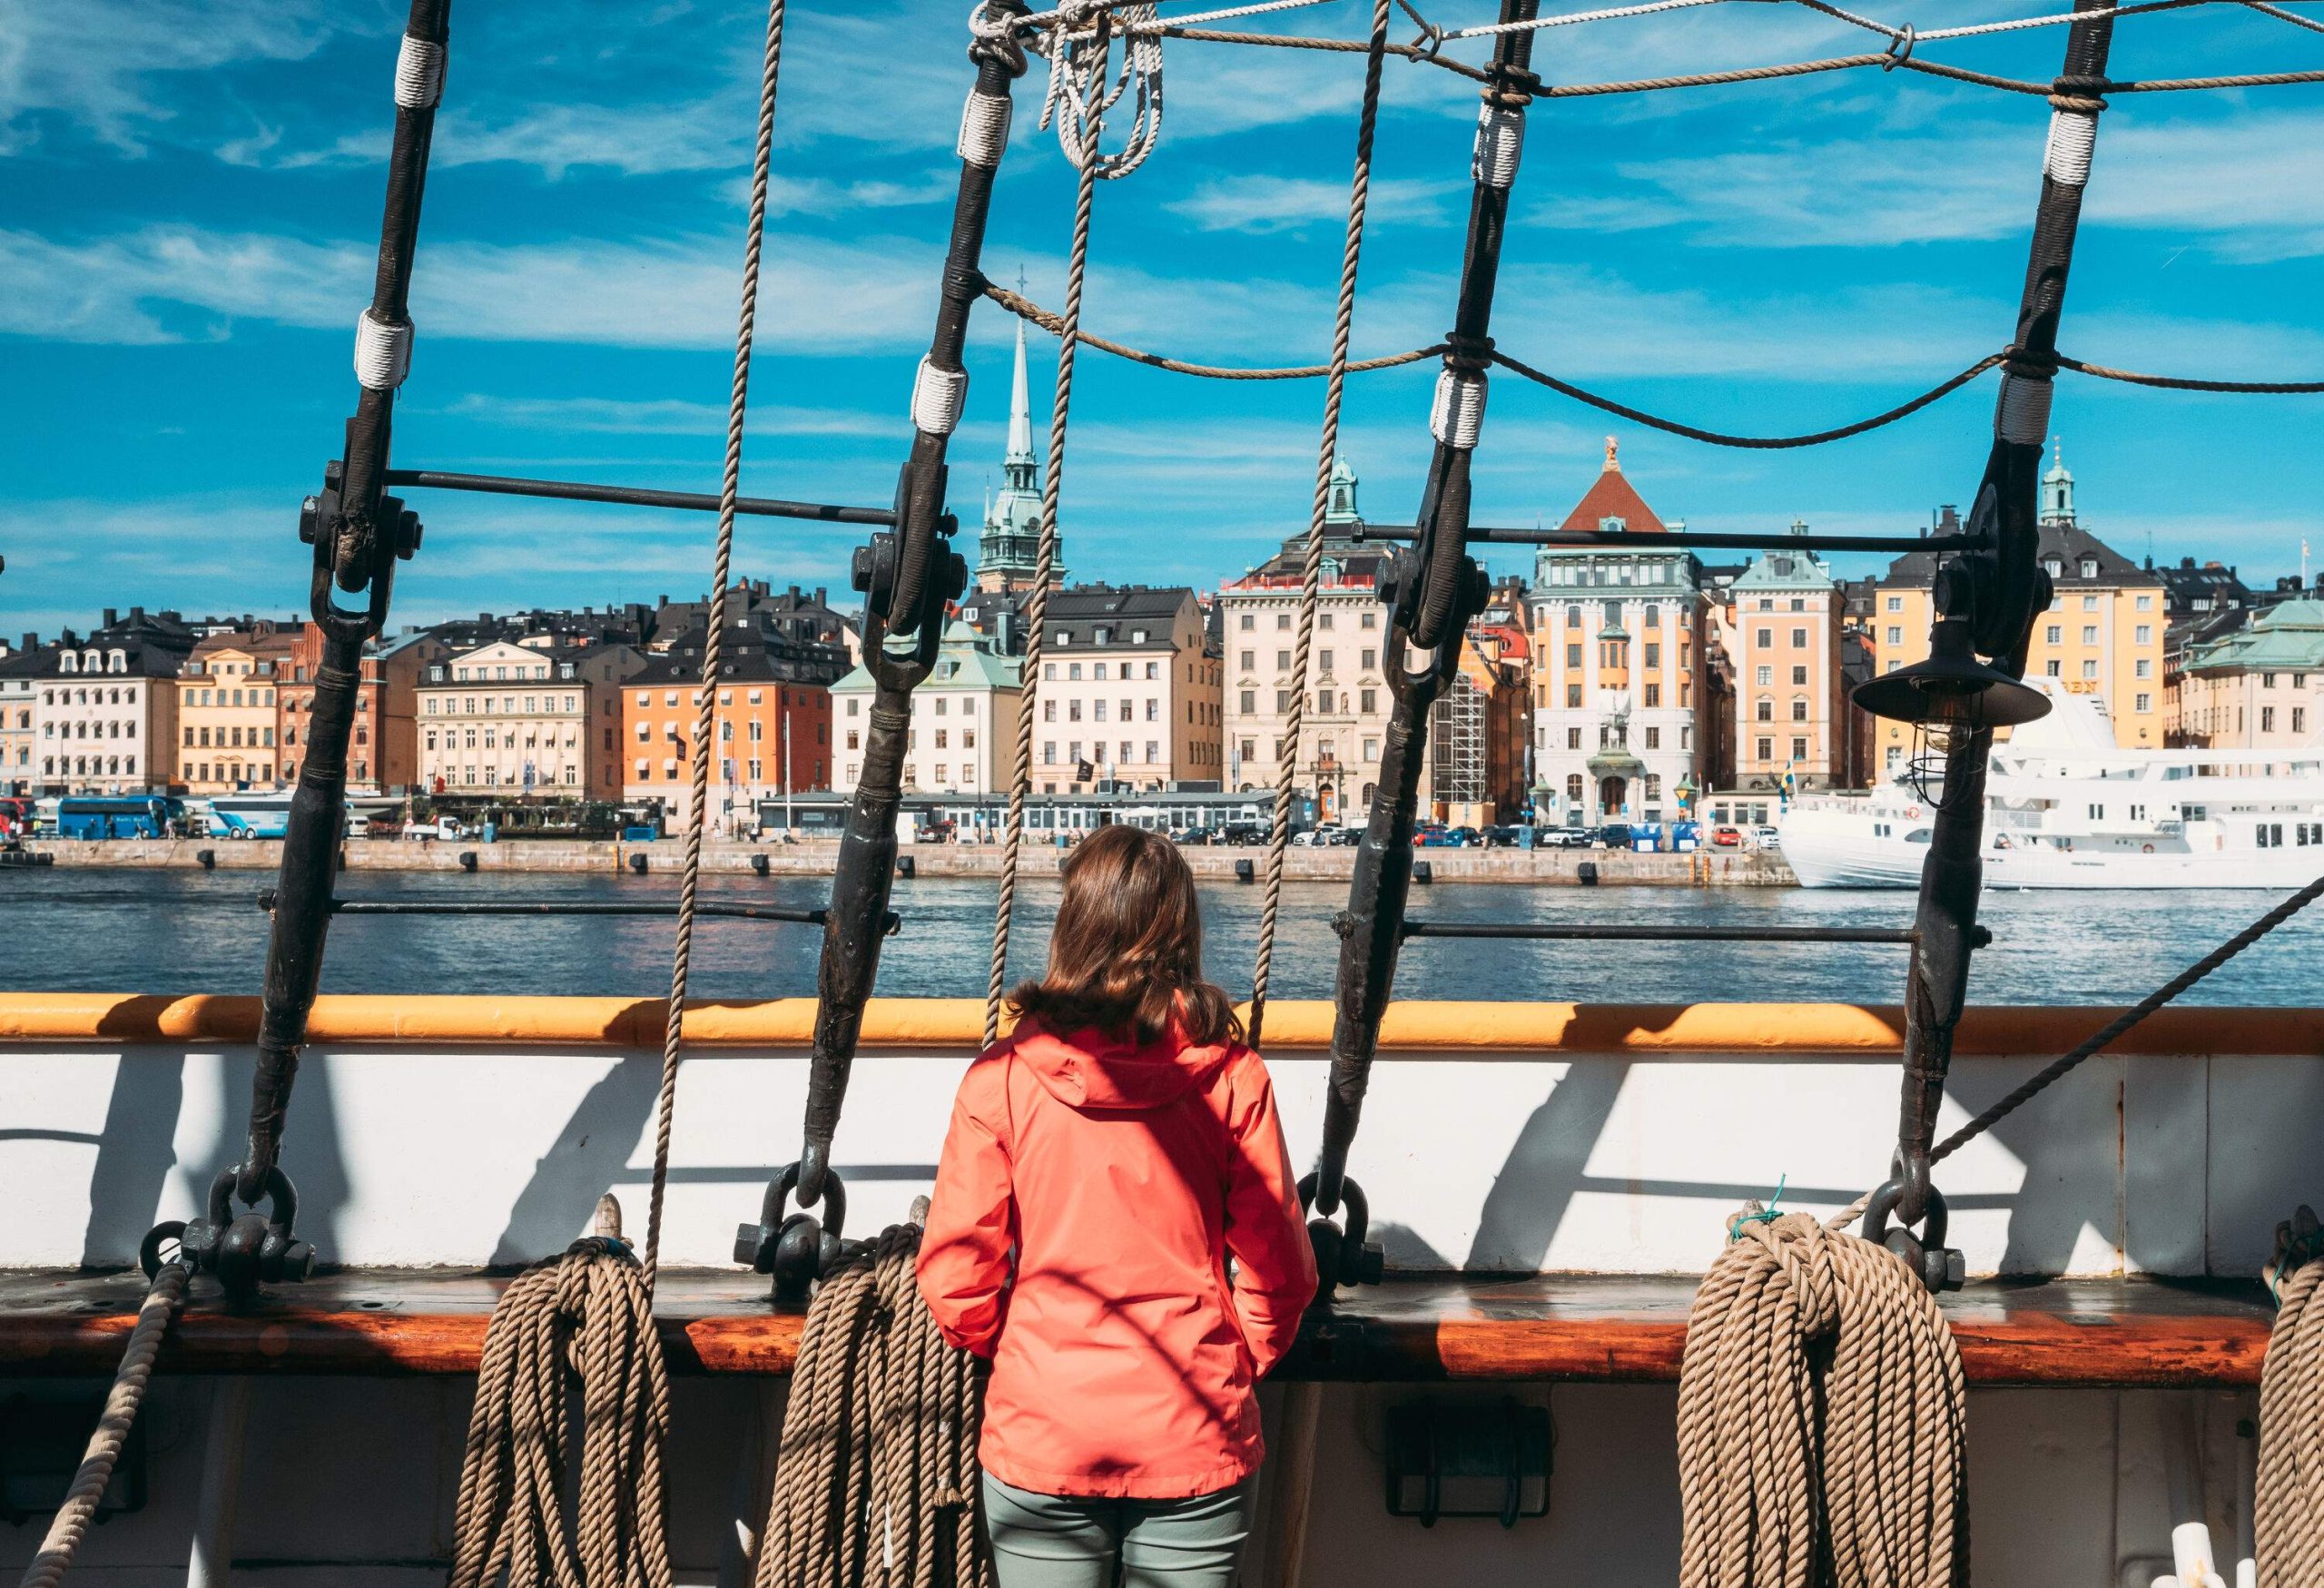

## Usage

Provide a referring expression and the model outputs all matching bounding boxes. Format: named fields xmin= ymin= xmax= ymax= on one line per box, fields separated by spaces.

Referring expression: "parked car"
xmin=1444 ymin=826 xmax=1482 ymax=848
xmin=1290 ymin=828 xmax=1320 ymax=847
xmin=913 ymin=819 xmax=957 ymax=844
xmin=1317 ymin=825 xmax=1362 ymax=847
xmin=1710 ymin=824 xmax=1744 ymax=848
xmin=1220 ymin=821 xmax=1269 ymax=846
xmin=405 ymin=816 xmax=467 ymax=842
xmin=1174 ymin=826 xmax=1216 ymax=846
xmin=1597 ymin=823 xmax=1635 ymax=851
xmin=1538 ymin=826 xmax=1593 ymax=850
xmin=1751 ymin=824 xmax=1783 ymax=850
xmin=1481 ymin=824 xmax=1530 ymax=849
xmin=1411 ymin=823 xmax=1446 ymax=847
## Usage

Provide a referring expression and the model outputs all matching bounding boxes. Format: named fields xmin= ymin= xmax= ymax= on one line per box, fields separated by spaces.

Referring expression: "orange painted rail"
xmin=3 ymin=993 xmax=2319 ymax=1057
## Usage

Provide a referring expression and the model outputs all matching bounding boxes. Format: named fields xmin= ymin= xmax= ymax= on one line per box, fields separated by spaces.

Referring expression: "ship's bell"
xmin=1852 ymin=616 xmax=2050 ymax=728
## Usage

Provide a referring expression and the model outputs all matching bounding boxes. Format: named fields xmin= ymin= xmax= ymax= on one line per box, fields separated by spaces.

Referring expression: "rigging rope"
xmin=15 ymin=1261 xmax=190 ymax=1588
xmin=2257 ymin=1209 xmax=2324 ymax=1588
xmin=1251 ymin=0 xmax=1394 ymax=1049
xmin=447 ymin=1235 xmax=675 ymax=1588
xmin=648 ymin=0 xmax=789 ymax=1297
xmin=1033 ymin=2 xmax=1167 ymax=175
xmin=1821 ymin=873 xmax=2324 ymax=1231
xmin=1677 ymin=1212 xmax=1969 ymax=1588
xmin=753 ymin=1223 xmax=990 ymax=1588
xmin=987 ymin=35 xmax=1108 ymax=1045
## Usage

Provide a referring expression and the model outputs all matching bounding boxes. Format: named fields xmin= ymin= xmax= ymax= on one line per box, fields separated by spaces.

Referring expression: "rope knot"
xmin=2049 ymin=73 xmax=2109 ymax=113
xmin=2001 ymin=341 xmax=2061 ymax=381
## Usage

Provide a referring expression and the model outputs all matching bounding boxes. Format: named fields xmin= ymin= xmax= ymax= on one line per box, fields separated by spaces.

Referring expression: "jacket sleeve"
xmin=915 ymin=1056 xmax=1016 ymax=1358
xmin=1221 ymin=1052 xmax=1317 ymax=1378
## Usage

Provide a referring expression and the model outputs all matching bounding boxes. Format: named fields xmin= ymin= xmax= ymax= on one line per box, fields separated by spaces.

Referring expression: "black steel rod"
xmin=1354 ymin=523 xmax=1989 ymax=555
xmin=1399 ymin=922 xmax=1935 ymax=944
xmin=381 ymin=469 xmax=895 ymax=527
xmin=241 ymin=0 xmax=450 ymax=1211
xmin=1312 ymin=0 xmax=1539 ymax=1229
xmin=788 ymin=14 xmax=1028 ymax=1215
xmin=251 ymin=893 xmax=894 ymax=928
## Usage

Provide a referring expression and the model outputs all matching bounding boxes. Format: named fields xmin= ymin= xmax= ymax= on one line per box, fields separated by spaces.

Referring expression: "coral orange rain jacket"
xmin=916 ymin=1021 xmax=1316 ymax=1500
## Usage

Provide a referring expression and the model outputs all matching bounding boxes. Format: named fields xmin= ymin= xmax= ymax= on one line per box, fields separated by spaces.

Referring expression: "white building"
xmin=832 ymin=621 xmax=1022 ymax=797
xmin=416 ymin=639 xmax=644 ymax=797
xmin=1029 ymin=586 xmax=1222 ymax=794
xmin=1218 ymin=461 xmax=1418 ymax=824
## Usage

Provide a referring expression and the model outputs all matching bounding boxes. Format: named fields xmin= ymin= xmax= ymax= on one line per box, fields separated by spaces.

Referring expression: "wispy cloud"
xmin=444 ymin=393 xmax=900 ymax=438
xmin=1166 ymin=174 xmax=1460 ymax=233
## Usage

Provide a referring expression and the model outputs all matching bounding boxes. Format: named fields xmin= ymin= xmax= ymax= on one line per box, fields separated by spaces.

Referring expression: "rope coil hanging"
xmin=754 ymin=1222 xmax=990 ymax=1588
xmin=447 ymin=1227 xmax=675 ymax=1588
xmin=2257 ymin=1208 xmax=2324 ymax=1588
xmin=1677 ymin=1212 xmax=1969 ymax=1588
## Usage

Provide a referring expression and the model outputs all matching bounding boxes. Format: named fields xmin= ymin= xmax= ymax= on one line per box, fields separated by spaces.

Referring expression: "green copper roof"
xmin=2186 ymin=599 xmax=2324 ymax=675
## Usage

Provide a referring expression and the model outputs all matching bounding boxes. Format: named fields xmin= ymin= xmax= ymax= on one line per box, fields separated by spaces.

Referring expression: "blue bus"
xmin=54 ymin=795 xmax=186 ymax=840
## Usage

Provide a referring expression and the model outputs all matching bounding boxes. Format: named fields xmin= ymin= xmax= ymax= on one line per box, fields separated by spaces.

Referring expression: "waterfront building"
xmin=974 ymin=320 xmax=1066 ymax=596
xmin=174 ymin=625 xmax=303 ymax=793
xmin=2174 ymin=599 xmax=2324 ymax=748
xmin=1433 ymin=585 xmax=1531 ymax=827
xmin=831 ymin=621 xmax=1021 ymax=798
xmin=621 ymin=626 xmax=840 ymax=833
xmin=1029 ymin=585 xmax=1223 ymax=794
xmin=1218 ymin=459 xmax=1416 ymax=824
xmin=26 ymin=609 xmax=196 ymax=794
xmin=1871 ymin=446 xmax=2164 ymax=764
xmin=272 ymin=626 xmax=443 ymax=794
xmin=1 ymin=639 xmax=45 ymax=794
xmin=1525 ymin=442 xmax=1704 ymax=828
xmin=1730 ymin=527 xmax=1846 ymax=794
xmin=416 ymin=639 xmax=645 ymax=796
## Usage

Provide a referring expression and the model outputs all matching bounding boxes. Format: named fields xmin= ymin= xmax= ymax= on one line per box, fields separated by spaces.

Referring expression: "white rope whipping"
xmin=353 ymin=309 xmax=414 ymax=390
xmin=957 ymin=89 xmax=1014 ymax=166
xmin=393 ymin=33 xmax=447 ymax=109
xmin=2043 ymin=105 xmax=2099 ymax=184
xmin=1430 ymin=369 xmax=1487 ymax=449
xmin=911 ymin=358 xmax=970 ymax=436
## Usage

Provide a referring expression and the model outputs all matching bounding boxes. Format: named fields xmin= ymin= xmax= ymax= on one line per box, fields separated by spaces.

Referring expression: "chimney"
xmin=103 ymin=607 xmax=119 ymax=627
xmin=814 ymin=587 xmax=827 ymax=607
xmin=130 ymin=606 xmax=145 ymax=624
xmin=1935 ymin=505 xmax=1961 ymax=537
xmin=22 ymin=633 xmax=36 ymax=652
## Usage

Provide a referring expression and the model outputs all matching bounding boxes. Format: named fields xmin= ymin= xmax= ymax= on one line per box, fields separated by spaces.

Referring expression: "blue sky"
xmin=4 ymin=0 xmax=2322 ymax=638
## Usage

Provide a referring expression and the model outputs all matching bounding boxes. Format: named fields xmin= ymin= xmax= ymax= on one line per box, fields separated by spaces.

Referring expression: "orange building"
xmin=620 ymin=627 xmax=834 ymax=834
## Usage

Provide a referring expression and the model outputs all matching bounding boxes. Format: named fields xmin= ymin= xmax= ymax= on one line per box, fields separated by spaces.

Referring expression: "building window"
xmin=1756 ymin=699 xmax=1773 ymax=722
xmin=1566 ymin=685 xmax=1582 ymax=707
xmin=2263 ymin=706 xmax=2277 ymax=733
xmin=1645 ymin=726 xmax=1660 ymax=750
xmin=1790 ymin=628 xmax=1807 ymax=647
xmin=1756 ymin=628 xmax=1772 ymax=647
xmin=1757 ymin=737 xmax=1773 ymax=760
xmin=1239 ymin=689 xmax=1256 ymax=713
xmin=2139 ymin=693 xmax=2156 ymax=715
xmin=1239 ymin=614 xmax=1255 ymax=631
xmin=1791 ymin=698 xmax=1808 ymax=722
xmin=1791 ymin=736 xmax=1808 ymax=761
xmin=1567 ymin=774 xmax=1583 ymax=803
xmin=1566 ymin=727 xmax=1581 ymax=750
xmin=1755 ymin=666 xmax=1772 ymax=686
xmin=1791 ymin=666 xmax=1807 ymax=686
xmin=1644 ymin=684 xmax=1660 ymax=707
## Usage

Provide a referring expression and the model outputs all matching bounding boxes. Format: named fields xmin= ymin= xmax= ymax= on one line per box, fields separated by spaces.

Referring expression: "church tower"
xmin=974 ymin=318 xmax=1063 ymax=593
xmin=2039 ymin=437 xmax=2076 ymax=527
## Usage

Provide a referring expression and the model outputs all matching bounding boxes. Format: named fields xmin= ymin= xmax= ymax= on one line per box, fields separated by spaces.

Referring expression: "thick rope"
xmin=2258 ymin=1214 xmax=2324 ymax=1588
xmin=447 ymin=1238 xmax=674 ymax=1588
xmin=980 ymin=282 xmax=1443 ymax=380
xmin=754 ymin=1225 xmax=990 ymax=1588
xmin=986 ymin=51 xmax=1105 ymax=1046
xmin=1677 ymin=1212 xmax=1969 ymax=1588
xmin=15 ymin=1262 xmax=189 ymax=1588
xmin=649 ymin=0 xmax=788 ymax=1295
xmin=1250 ymin=0 xmax=1392 ymax=1050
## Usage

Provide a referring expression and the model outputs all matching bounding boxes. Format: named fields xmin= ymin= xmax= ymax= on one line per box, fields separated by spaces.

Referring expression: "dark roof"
xmin=1042 ymin=585 xmax=1196 ymax=649
xmin=629 ymin=626 xmax=849 ymax=687
xmin=1877 ymin=521 xmax=2161 ymax=589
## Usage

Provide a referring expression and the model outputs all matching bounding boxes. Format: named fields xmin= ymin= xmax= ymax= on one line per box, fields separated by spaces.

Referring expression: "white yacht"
xmin=1782 ymin=681 xmax=2324 ymax=888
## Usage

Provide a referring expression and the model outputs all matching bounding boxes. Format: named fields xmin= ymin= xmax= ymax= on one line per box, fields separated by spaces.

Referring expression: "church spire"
xmin=1004 ymin=314 xmax=1036 ymax=492
xmin=2040 ymin=435 xmax=2075 ymax=526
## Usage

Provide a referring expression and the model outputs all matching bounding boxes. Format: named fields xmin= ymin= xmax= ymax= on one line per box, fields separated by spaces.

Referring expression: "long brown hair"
xmin=1009 ymin=824 xmax=1242 ymax=1049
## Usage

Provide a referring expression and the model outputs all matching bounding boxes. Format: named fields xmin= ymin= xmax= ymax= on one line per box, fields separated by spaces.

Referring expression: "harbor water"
xmin=7 ymin=867 xmax=2319 ymax=1006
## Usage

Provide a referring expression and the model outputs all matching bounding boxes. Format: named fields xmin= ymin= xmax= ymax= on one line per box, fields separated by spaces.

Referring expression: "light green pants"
xmin=981 ymin=1475 xmax=1255 ymax=1588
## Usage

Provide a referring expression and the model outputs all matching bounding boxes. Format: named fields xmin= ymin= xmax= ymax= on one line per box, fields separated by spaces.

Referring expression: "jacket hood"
xmin=1010 ymin=1022 xmax=1230 ymax=1112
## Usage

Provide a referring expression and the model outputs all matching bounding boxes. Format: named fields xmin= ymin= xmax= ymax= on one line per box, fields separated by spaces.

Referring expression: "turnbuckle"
xmin=144 ymin=1167 xmax=316 ymax=1300
xmin=1299 ymin=1172 xmax=1385 ymax=1300
xmin=735 ymin=1162 xmax=851 ymax=1304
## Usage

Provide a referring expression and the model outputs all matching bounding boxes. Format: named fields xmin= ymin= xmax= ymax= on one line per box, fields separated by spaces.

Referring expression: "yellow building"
xmin=1868 ymin=451 xmax=2163 ymax=769
xmin=176 ymin=627 xmax=299 ymax=793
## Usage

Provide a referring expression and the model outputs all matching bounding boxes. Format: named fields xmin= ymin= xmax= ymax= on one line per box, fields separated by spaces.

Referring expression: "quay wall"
xmin=18 ymin=835 xmax=1797 ymax=885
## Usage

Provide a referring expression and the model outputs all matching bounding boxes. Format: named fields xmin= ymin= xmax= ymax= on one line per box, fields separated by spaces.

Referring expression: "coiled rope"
xmin=1251 ymin=0 xmax=1393 ymax=1049
xmin=2257 ymin=1208 xmax=2324 ymax=1588
xmin=1677 ymin=1212 xmax=1969 ymax=1588
xmin=447 ymin=1231 xmax=675 ymax=1588
xmin=754 ymin=1223 xmax=990 ymax=1588
xmin=15 ymin=1260 xmax=190 ymax=1588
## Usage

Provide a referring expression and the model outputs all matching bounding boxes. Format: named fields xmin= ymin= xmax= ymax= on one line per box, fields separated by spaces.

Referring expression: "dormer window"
xmin=2043 ymin=557 xmax=2063 ymax=577
xmin=110 ymin=651 xmax=127 ymax=674
xmin=1600 ymin=516 xmax=1625 ymax=534
xmin=60 ymin=653 xmax=77 ymax=673
xmin=2080 ymin=557 xmax=2098 ymax=578
xmin=83 ymin=651 xmax=101 ymax=673
xmin=1130 ymin=629 xmax=1147 ymax=644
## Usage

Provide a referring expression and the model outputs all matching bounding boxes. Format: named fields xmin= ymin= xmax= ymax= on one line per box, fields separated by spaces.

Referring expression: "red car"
xmin=1710 ymin=824 xmax=1743 ymax=847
